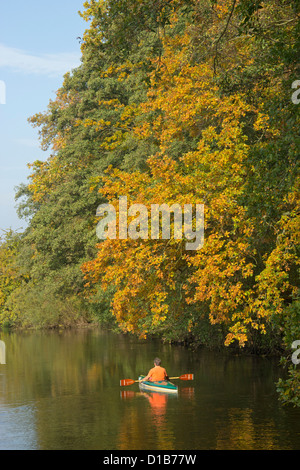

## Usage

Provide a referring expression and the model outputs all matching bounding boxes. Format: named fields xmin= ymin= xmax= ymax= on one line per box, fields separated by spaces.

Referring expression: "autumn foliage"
xmin=82 ymin=2 xmax=299 ymax=350
xmin=1 ymin=0 xmax=299 ymax=404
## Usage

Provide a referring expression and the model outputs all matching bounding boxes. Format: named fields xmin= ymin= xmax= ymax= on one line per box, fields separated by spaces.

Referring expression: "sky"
xmin=0 ymin=0 xmax=88 ymax=232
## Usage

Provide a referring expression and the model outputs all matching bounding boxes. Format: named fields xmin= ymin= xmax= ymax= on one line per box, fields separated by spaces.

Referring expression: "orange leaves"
xmin=80 ymin=13 xmax=259 ymax=342
xmin=80 ymin=1 xmax=299 ymax=348
xmin=184 ymin=217 xmax=255 ymax=333
xmin=82 ymin=234 xmax=174 ymax=336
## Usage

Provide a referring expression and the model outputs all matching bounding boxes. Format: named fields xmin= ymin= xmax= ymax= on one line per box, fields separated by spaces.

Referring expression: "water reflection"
xmin=0 ymin=329 xmax=299 ymax=450
xmin=118 ymin=389 xmax=177 ymax=450
xmin=215 ymin=407 xmax=280 ymax=450
xmin=179 ymin=387 xmax=195 ymax=399
xmin=121 ymin=390 xmax=170 ymax=426
xmin=142 ymin=392 xmax=169 ymax=420
xmin=119 ymin=386 xmax=196 ymax=450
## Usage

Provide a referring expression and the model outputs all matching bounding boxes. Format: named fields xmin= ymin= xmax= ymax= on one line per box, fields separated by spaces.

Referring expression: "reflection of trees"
xmin=0 ymin=330 xmax=298 ymax=450
xmin=215 ymin=408 xmax=279 ymax=450
xmin=1 ymin=329 xmax=150 ymax=449
xmin=118 ymin=405 xmax=150 ymax=450
xmin=0 ymin=329 xmax=190 ymax=449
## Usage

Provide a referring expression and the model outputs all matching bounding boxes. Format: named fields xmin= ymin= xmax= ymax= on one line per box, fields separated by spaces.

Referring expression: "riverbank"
xmin=1 ymin=319 xmax=285 ymax=358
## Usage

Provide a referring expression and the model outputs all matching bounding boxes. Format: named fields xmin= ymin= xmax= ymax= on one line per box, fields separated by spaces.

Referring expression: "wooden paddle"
xmin=120 ymin=373 xmax=194 ymax=386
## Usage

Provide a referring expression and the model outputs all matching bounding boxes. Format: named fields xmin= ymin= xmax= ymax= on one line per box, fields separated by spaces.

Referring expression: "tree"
xmin=6 ymin=0 xmax=299 ymax=404
xmin=0 ymin=230 xmax=26 ymax=327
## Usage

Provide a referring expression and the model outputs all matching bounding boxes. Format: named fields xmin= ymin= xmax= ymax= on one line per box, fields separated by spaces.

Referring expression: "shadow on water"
xmin=0 ymin=328 xmax=299 ymax=450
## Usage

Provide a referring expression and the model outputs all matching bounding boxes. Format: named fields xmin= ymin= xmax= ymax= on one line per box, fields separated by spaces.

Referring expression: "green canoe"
xmin=138 ymin=375 xmax=178 ymax=394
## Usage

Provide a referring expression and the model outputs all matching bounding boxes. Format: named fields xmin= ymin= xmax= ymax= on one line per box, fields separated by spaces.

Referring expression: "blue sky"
xmin=0 ymin=0 xmax=88 ymax=232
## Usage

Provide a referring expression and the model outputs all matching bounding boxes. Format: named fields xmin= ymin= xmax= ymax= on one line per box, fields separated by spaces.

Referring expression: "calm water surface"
xmin=0 ymin=329 xmax=299 ymax=450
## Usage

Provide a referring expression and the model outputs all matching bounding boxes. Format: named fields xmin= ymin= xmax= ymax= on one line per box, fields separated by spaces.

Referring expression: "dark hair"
xmin=154 ymin=357 xmax=161 ymax=366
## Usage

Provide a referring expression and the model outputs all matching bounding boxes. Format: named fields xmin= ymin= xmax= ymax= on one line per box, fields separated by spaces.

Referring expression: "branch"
xmin=213 ymin=0 xmax=237 ymax=75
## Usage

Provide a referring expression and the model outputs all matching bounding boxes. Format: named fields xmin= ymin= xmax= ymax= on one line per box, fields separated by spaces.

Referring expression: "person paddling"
xmin=141 ymin=357 xmax=168 ymax=382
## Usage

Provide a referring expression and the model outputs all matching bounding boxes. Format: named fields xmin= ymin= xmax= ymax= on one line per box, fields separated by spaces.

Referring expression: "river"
xmin=0 ymin=328 xmax=299 ymax=450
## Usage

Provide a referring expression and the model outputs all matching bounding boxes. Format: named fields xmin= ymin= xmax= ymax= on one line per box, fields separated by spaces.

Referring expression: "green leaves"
xmin=2 ymin=0 xmax=299 ymax=405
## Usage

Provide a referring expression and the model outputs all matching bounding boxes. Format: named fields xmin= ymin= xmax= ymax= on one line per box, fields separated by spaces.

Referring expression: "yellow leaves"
xmin=253 ymin=111 xmax=280 ymax=139
xmin=78 ymin=1 xmax=299 ymax=348
xmin=82 ymin=217 xmax=180 ymax=336
xmin=225 ymin=184 xmax=300 ymax=345
xmin=75 ymin=118 xmax=112 ymax=130
xmin=0 ymin=233 xmax=24 ymax=326
xmin=253 ymin=112 xmax=270 ymax=132
xmin=225 ymin=328 xmax=248 ymax=348
xmin=214 ymin=0 xmax=233 ymax=20
xmin=80 ymin=20 xmax=258 ymax=340
xmin=252 ymin=194 xmax=300 ymax=322
xmin=27 ymin=159 xmax=56 ymax=203
xmin=27 ymin=157 xmax=76 ymax=203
